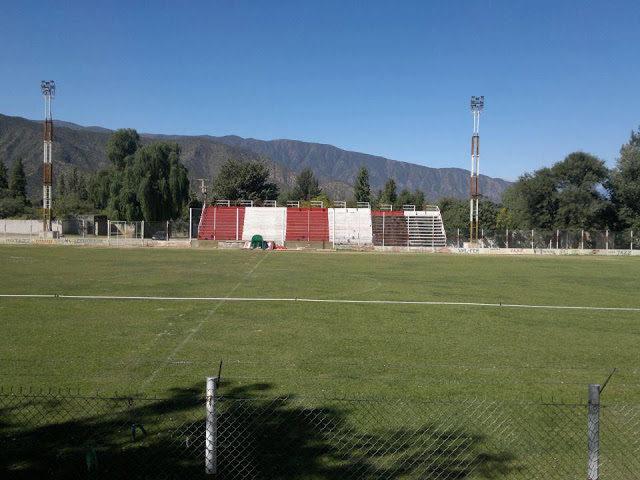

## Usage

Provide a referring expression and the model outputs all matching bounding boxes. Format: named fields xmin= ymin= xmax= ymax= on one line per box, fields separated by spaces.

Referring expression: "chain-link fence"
xmin=448 ymin=228 xmax=637 ymax=250
xmin=1 ymin=385 xmax=638 ymax=479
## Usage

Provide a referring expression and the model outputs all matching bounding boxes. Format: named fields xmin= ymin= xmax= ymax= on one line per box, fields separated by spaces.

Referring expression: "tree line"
xmin=1 ymin=125 xmax=638 ymax=233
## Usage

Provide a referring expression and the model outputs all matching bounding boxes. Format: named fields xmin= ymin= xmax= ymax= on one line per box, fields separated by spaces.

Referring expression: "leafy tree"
xmin=88 ymin=169 xmax=113 ymax=210
xmin=292 ymin=168 xmax=321 ymax=201
xmin=354 ymin=167 xmax=370 ymax=203
xmin=437 ymin=196 xmax=468 ymax=239
xmin=9 ymin=157 xmax=27 ymax=202
xmin=212 ymin=159 xmax=278 ymax=202
xmin=608 ymin=127 xmax=640 ymax=230
xmin=552 ymin=152 xmax=611 ymax=229
xmin=394 ymin=188 xmax=426 ymax=210
xmin=57 ymin=173 xmax=66 ymax=197
xmin=380 ymin=178 xmax=397 ymax=206
xmin=0 ymin=197 xmax=25 ymax=218
xmin=0 ymin=159 xmax=8 ymax=193
xmin=89 ymin=130 xmax=191 ymax=221
xmin=311 ymin=192 xmax=332 ymax=208
xmin=106 ymin=128 xmax=141 ymax=169
xmin=502 ymin=152 xmax=610 ymax=230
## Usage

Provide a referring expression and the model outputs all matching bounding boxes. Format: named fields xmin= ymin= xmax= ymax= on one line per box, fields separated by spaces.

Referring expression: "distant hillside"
xmin=0 ymin=113 xmax=511 ymax=202
xmin=210 ymin=136 xmax=511 ymax=201
xmin=0 ymin=115 xmax=298 ymax=198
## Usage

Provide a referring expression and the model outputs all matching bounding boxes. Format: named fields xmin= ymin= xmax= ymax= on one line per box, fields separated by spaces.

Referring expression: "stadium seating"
xmin=286 ymin=208 xmax=329 ymax=241
xmin=198 ymin=205 xmax=445 ymax=246
xmin=197 ymin=207 xmax=245 ymax=241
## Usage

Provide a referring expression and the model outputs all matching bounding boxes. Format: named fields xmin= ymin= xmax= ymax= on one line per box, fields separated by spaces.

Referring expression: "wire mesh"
xmin=1 ymin=389 xmax=638 ymax=479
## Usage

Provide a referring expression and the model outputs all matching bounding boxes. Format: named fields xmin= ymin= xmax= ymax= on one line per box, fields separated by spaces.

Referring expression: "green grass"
xmin=1 ymin=245 xmax=639 ymax=403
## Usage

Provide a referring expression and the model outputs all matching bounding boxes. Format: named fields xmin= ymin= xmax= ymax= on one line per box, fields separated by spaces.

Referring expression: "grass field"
xmin=1 ymin=245 xmax=639 ymax=404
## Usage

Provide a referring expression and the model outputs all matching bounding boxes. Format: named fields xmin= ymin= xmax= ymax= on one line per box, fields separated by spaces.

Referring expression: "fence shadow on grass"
xmin=0 ymin=383 xmax=516 ymax=479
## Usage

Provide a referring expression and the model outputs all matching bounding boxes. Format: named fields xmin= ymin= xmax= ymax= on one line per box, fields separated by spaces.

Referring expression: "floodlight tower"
xmin=41 ymin=80 xmax=55 ymax=232
xmin=470 ymin=96 xmax=484 ymax=246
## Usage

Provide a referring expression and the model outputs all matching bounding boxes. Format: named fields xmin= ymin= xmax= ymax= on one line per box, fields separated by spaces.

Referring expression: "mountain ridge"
xmin=0 ymin=113 xmax=511 ymax=202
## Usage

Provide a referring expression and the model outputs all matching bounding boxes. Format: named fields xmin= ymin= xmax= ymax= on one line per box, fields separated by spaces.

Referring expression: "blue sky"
xmin=2 ymin=0 xmax=639 ymax=180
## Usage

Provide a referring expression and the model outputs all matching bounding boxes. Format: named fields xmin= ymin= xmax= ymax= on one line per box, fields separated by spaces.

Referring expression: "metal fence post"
xmin=588 ymin=383 xmax=600 ymax=480
xmin=206 ymin=376 xmax=218 ymax=475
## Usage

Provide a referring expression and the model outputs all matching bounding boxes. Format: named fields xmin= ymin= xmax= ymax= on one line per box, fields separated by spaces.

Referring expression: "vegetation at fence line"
xmin=0 ymin=246 xmax=638 ymax=405
xmin=211 ymin=158 xmax=279 ymax=203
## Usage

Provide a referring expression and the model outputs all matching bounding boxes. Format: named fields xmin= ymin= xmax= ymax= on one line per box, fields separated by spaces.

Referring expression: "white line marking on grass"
xmin=141 ymin=251 xmax=272 ymax=388
xmin=1 ymin=293 xmax=640 ymax=312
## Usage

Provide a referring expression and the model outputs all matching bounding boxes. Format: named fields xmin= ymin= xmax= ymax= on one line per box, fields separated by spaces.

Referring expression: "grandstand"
xmin=197 ymin=204 xmax=446 ymax=248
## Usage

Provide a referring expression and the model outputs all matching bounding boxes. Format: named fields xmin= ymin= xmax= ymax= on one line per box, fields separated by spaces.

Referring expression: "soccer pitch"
xmin=1 ymin=245 xmax=639 ymax=403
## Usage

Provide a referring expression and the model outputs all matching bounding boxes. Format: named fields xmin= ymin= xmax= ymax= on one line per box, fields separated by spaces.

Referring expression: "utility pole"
xmin=197 ymin=178 xmax=210 ymax=206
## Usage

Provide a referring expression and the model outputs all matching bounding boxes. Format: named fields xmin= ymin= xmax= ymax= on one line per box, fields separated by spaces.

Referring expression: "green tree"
xmin=89 ymin=130 xmax=191 ymax=221
xmin=88 ymin=169 xmax=113 ymax=210
xmin=354 ymin=167 xmax=370 ymax=203
xmin=292 ymin=168 xmax=321 ymax=201
xmin=0 ymin=159 xmax=8 ymax=193
xmin=0 ymin=197 xmax=25 ymax=218
xmin=502 ymin=152 xmax=610 ymax=230
xmin=394 ymin=188 xmax=426 ymax=210
xmin=106 ymin=128 xmax=141 ymax=169
xmin=608 ymin=127 xmax=640 ymax=230
xmin=552 ymin=152 xmax=611 ymax=229
xmin=437 ymin=196 xmax=469 ymax=239
xmin=212 ymin=159 xmax=278 ymax=202
xmin=380 ymin=178 xmax=397 ymax=206
xmin=9 ymin=157 xmax=27 ymax=202
xmin=57 ymin=173 xmax=66 ymax=197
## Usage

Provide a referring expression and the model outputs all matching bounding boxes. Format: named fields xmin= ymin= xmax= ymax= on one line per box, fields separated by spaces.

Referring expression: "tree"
xmin=88 ymin=129 xmax=191 ymax=221
xmin=437 ymin=196 xmax=468 ymax=240
xmin=394 ymin=188 xmax=426 ymax=210
xmin=292 ymin=168 xmax=321 ymax=201
xmin=502 ymin=152 xmax=610 ymax=230
xmin=88 ymin=169 xmax=113 ymax=210
xmin=552 ymin=152 xmax=611 ymax=229
xmin=0 ymin=159 xmax=8 ymax=193
xmin=354 ymin=167 xmax=370 ymax=203
xmin=380 ymin=178 xmax=397 ymax=206
xmin=608 ymin=127 xmax=640 ymax=230
xmin=57 ymin=173 xmax=66 ymax=197
xmin=212 ymin=159 xmax=279 ymax=202
xmin=9 ymin=157 xmax=27 ymax=202
xmin=106 ymin=128 xmax=141 ymax=169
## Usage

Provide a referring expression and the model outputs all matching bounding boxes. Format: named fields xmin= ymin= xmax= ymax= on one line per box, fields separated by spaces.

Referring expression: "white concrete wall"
xmin=242 ymin=207 xmax=287 ymax=243
xmin=329 ymin=208 xmax=373 ymax=245
xmin=0 ymin=219 xmax=62 ymax=235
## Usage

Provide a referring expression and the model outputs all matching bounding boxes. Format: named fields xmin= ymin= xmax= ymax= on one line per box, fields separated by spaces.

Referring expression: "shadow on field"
xmin=0 ymin=383 xmax=516 ymax=479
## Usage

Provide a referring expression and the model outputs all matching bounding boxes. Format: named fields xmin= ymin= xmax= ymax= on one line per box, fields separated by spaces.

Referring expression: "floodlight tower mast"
xmin=470 ymin=96 xmax=484 ymax=246
xmin=41 ymin=80 xmax=55 ymax=232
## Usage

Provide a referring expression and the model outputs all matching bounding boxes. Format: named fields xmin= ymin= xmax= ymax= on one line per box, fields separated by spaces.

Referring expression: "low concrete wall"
xmin=0 ymin=219 xmax=62 ymax=235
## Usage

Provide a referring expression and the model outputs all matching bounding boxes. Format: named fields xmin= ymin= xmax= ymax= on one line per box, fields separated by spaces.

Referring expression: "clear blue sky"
xmin=2 ymin=0 xmax=639 ymax=180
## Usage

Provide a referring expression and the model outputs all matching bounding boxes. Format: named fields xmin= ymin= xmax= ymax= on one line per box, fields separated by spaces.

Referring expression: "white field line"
xmin=1 ymin=293 xmax=639 ymax=312
xmin=140 ymin=251 xmax=272 ymax=387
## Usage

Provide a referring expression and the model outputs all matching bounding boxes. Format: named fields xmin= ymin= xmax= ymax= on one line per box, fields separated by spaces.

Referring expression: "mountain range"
xmin=0 ymin=113 xmax=510 ymax=202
